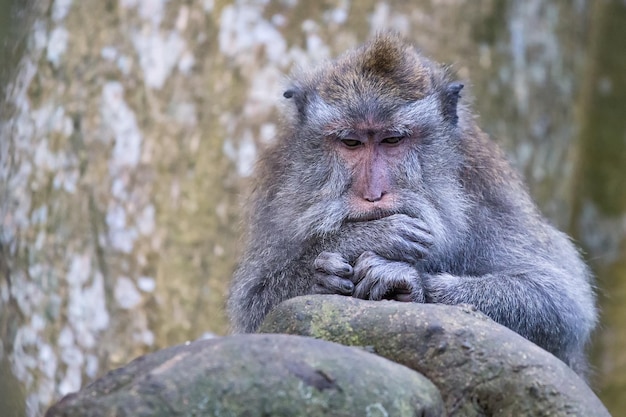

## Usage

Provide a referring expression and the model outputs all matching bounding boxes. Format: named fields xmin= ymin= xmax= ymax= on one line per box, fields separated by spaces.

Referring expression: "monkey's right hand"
xmin=352 ymin=251 xmax=425 ymax=303
xmin=311 ymin=251 xmax=354 ymax=296
xmin=366 ymin=214 xmax=434 ymax=263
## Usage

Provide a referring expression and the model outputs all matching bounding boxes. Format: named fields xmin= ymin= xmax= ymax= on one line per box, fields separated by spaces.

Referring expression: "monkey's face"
xmin=322 ymin=115 xmax=427 ymax=223
xmin=279 ymin=34 xmax=466 ymax=239
xmin=308 ymin=92 xmax=454 ymax=222
xmin=332 ymin=128 xmax=407 ymax=220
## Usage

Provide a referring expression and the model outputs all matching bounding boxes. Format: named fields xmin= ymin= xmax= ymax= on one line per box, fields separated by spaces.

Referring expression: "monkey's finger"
xmin=400 ymin=226 xmax=435 ymax=246
xmin=388 ymin=216 xmax=434 ymax=246
xmin=313 ymin=251 xmax=353 ymax=277
xmin=378 ymin=237 xmax=431 ymax=262
xmin=354 ymin=256 xmax=423 ymax=301
xmin=313 ymin=273 xmax=354 ymax=295
xmin=368 ymin=276 xmax=421 ymax=301
xmin=353 ymin=278 xmax=375 ymax=300
xmin=402 ymin=216 xmax=432 ymax=232
xmin=358 ymin=262 xmax=410 ymax=300
xmin=354 ymin=273 xmax=396 ymax=300
xmin=393 ymin=291 xmax=414 ymax=302
xmin=369 ymin=280 xmax=404 ymax=301
xmin=387 ymin=214 xmax=431 ymax=234
xmin=352 ymin=254 xmax=383 ymax=298
xmin=352 ymin=251 xmax=383 ymax=284
xmin=311 ymin=284 xmax=338 ymax=295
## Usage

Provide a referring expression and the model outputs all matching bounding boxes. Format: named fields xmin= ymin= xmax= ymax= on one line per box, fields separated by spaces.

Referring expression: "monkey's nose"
xmin=363 ymin=191 xmax=386 ymax=203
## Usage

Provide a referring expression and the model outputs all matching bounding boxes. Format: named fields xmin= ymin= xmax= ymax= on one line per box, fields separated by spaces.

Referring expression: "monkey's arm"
xmin=423 ymin=266 xmax=594 ymax=371
xmin=228 ymin=238 xmax=361 ymax=333
xmin=227 ymin=238 xmax=313 ymax=333
xmin=336 ymin=210 xmax=595 ymax=373
xmin=420 ymin=225 xmax=596 ymax=375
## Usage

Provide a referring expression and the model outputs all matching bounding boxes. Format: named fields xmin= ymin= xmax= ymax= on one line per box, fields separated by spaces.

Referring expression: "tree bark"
xmin=570 ymin=0 xmax=626 ymax=412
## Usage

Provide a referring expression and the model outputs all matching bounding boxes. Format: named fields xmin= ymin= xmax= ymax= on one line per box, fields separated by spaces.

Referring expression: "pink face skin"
xmin=333 ymin=127 xmax=410 ymax=218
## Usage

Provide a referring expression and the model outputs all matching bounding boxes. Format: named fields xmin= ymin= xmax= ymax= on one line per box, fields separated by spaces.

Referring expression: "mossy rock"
xmin=46 ymin=333 xmax=443 ymax=417
xmin=260 ymin=295 xmax=611 ymax=417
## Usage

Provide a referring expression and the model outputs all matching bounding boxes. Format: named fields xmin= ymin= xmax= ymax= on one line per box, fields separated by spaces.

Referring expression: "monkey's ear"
xmin=441 ymin=82 xmax=464 ymax=125
xmin=283 ymin=88 xmax=308 ymax=121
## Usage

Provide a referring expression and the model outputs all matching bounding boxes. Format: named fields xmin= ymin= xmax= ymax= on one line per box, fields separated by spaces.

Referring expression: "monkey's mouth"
xmin=345 ymin=209 xmax=397 ymax=222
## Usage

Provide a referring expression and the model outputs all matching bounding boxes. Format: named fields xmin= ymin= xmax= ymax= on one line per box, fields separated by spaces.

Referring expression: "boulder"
xmin=46 ymin=333 xmax=443 ymax=417
xmin=260 ymin=295 xmax=610 ymax=417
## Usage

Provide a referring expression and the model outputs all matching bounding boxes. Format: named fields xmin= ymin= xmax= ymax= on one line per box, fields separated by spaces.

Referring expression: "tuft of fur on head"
xmin=317 ymin=33 xmax=434 ymax=103
xmin=284 ymin=34 xmax=456 ymax=127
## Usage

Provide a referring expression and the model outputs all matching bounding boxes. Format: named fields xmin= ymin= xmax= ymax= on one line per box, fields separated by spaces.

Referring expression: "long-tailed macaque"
xmin=227 ymin=34 xmax=597 ymax=376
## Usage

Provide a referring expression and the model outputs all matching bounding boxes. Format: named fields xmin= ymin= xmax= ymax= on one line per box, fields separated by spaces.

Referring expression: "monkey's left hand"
xmin=352 ymin=251 xmax=425 ymax=302
xmin=311 ymin=251 xmax=355 ymax=296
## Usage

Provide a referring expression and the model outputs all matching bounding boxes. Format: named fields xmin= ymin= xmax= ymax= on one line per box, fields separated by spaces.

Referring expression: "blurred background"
xmin=0 ymin=0 xmax=624 ymax=416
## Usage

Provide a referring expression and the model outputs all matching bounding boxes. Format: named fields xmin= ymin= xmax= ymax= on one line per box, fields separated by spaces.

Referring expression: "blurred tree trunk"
xmin=0 ymin=0 xmax=623 ymax=416
xmin=571 ymin=0 xmax=626 ymax=413
xmin=0 ymin=1 xmax=244 ymax=414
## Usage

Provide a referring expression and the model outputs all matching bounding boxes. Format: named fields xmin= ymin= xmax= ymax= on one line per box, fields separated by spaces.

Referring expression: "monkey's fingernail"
xmin=395 ymin=293 xmax=414 ymax=302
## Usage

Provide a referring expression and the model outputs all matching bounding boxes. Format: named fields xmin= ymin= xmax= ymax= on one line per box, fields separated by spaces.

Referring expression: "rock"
xmin=259 ymin=295 xmax=611 ymax=417
xmin=45 ymin=333 xmax=444 ymax=417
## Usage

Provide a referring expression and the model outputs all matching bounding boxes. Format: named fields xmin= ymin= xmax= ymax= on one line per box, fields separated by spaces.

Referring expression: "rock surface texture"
xmin=260 ymin=295 xmax=611 ymax=417
xmin=45 ymin=295 xmax=610 ymax=417
xmin=45 ymin=332 xmax=443 ymax=417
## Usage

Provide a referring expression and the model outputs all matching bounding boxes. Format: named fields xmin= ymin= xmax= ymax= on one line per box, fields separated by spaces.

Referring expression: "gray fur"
xmin=227 ymin=34 xmax=597 ymax=377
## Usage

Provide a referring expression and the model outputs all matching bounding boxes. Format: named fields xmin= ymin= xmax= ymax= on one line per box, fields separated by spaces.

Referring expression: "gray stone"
xmin=260 ymin=295 xmax=611 ymax=417
xmin=45 ymin=333 xmax=443 ymax=417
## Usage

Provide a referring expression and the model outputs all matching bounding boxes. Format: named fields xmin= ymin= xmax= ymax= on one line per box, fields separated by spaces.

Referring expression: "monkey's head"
xmin=274 ymin=34 xmax=469 ymax=241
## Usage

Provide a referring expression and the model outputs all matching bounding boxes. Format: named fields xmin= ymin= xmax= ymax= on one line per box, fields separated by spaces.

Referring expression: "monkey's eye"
xmin=341 ymin=139 xmax=362 ymax=148
xmin=381 ymin=136 xmax=404 ymax=145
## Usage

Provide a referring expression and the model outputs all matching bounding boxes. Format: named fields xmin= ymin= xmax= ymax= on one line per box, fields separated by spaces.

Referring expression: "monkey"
xmin=227 ymin=33 xmax=597 ymax=376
